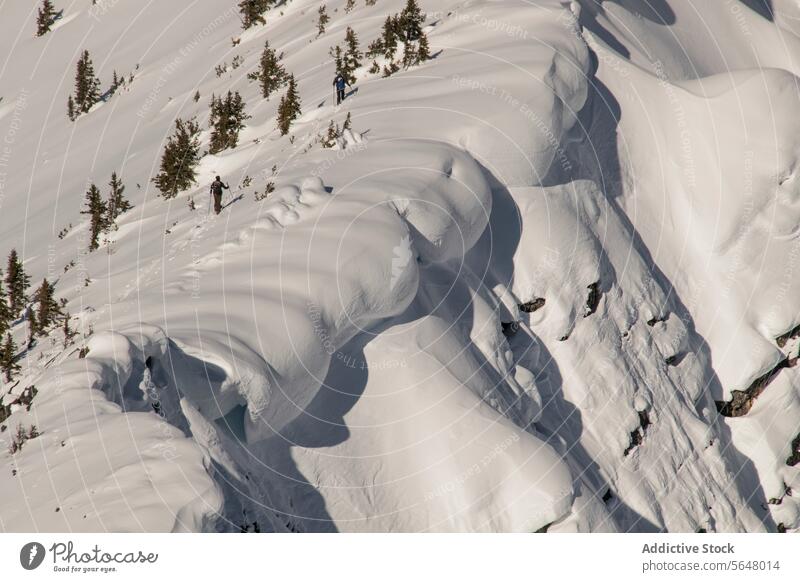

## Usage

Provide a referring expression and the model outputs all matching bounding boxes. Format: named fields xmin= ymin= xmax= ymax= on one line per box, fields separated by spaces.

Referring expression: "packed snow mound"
xmin=1 ymin=0 xmax=798 ymax=532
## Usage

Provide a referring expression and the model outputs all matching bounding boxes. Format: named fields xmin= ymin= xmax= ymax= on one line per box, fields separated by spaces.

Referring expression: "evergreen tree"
xmin=277 ymin=75 xmax=301 ymax=136
xmin=239 ymin=0 xmax=270 ymax=29
xmin=381 ymin=16 xmax=398 ymax=59
xmin=36 ymin=0 xmax=58 ymax=37
xmin=0 ymin=274 xmax=9 ymax=338
xmin=366 ymin=39 xmax=381 ymax=59
xmin=402 ymin=36 xmax=416 ymax=68
xmin=81 ymin=183 xmax=107 ymax=251
xmin=345 ymin=0 xmax=356 ymax=13
xmin=63 ymin=311 xmax=76 ymax=348
xmin=322 ymin=120 xmax=338 ymax=148
xmin=209 ymin=91 xmax=250 ymax=154
xmin=5 ymin=250 xmax=30 ymax=318
xmin=107 ymin=172 xmax=131 ymax=223
xmin=111 ymin=70 xmax=120 ymax=93
xmin=74 ymin=50 xmax=101 ymax=114
xmin=317 ymin=5 xmax=329 ymax=36
xmin=67 ymin=95 xmax=76 ymax=122
xmin=256 ymin=41 xmax=287 ymax=99
xmin=33 ymin=279 xmax=62 ymax=335
xmin=343 ymin=111 xmax=352 ymax=131
xmin=417 ymin=31 xmax=430 ymax=62
xmin=0 ymin=333 xmax=19 ymax=383
xmin=382 ymin=61 xmax=400 ymax=77
xmin=26 ymin=307 xmax=37 ymax=348
xmin=331 ymin=45 xmax=344 ymax=78
xmin=343 ymin=27 xmax=361 ymax=84
xmin=399 ymin=0 xmax=425 ymax=41
xmin=153 ymin=117 xmax=202 ymax=198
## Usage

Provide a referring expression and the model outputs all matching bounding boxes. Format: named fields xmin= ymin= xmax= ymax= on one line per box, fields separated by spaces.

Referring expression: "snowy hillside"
xmin=0 ymin=0 xmax=798 ymax=532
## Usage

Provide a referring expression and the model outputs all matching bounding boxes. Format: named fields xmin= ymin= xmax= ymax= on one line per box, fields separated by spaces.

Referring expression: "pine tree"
xmin=0 ymin=274 xmax=9 ymax=338
xmin=5 ymin=250 xmax=30 ymax=318
xmin=343 ymin=112 xmax=352 ymax=131
xmin=62 ymin=312 xmax=75 ymax=348
xmin=81 ymin=183 xmax=107 ymax=251
xmin=153 ymin=117 xmax=201 ymax=198
xmin=0 ymin=333 xmax=19 ymax=383
xmin=256 ymin=41 xmax=287 ymax=99
xmin=107 ymin=172 xmax=131 ymax=224
xmin=277 ymin=75 xmax=301 ymax=136
xmin=26 ymin=307 xmax=37 ymax=348
xmin=317 ymin=5 xmax=329 ymax=37
xmin=74 ymin=50 xmax=101 ymax=114
xmin=343 ymin=27 xmax=361 ymax=84
xmin=331 ymin=45 xmax=344 ymax=78
xmin=239 ymin=0 xmax=270 ymax=29
xmin=345 ymin=0 xmax=356 ymax=13
xmin=209 ymin=91 xmax=250 ymax=154
xmin=366 ymin=39 xmax=381 ymax=59
xmin=111 ymin=70 xmax=120 ymax=93
xmin=381 ymin=16 xmax=398 ymax=60
xmin=402 ymin=36 xmax=416 ymax=68
xmin=322 ymin=120 xmax=338 ymax=148
xmin=382 ymin=61 xmax=399 ymax=77
xmin=36 ymin=0 xmax=58 ymax=37
xmin=33 ymin=279 xmax=62 ymax=335
xmin=417 ymin=31 xmax=430 ymax=62
xmin=399 ymin=0 xmax=425 ymax=41
xmin=67 ymin=95 xmax=76 ymax=122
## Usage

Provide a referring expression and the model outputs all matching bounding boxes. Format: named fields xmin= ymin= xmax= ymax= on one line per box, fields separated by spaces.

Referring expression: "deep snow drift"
xmin=0 ymin=0 xmax=798 ymax=532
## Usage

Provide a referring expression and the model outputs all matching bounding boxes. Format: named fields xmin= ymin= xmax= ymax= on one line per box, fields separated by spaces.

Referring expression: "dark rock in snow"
xmin=716 ymin=359 xmax=788 ymax=417
xmin=519 ymin=297 xmax=545 ymax=313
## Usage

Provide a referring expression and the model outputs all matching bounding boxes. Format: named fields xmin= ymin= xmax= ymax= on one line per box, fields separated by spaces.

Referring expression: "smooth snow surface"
xmin=0 ymin=0 xmax=798 ymax=532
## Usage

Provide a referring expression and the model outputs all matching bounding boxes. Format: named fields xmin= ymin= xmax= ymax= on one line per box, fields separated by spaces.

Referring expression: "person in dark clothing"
xmin=333 ymin=73 xmax=348 ymax=105
xmin=210 ymin=176 xmax=229 ymax=215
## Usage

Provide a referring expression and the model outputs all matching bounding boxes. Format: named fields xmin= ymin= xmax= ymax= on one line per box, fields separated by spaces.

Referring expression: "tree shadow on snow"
xmin=603 ymin=0 xmax=676 ymax=24
xmin=221 ymin=193 xmax=244 ymax=210
xmin=744 ymin=0 xmax=774 ymax=20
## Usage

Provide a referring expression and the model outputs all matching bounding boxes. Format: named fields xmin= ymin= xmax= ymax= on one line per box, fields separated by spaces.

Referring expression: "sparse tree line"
xmin=47 ymin=2 xmax=430 ymax=208
xmin=0 ymin=176 xmax=128 ymax=384
xmin=0 ymin=247 xmax=76 ymax=383
xmin=82 ymin=172 xmax=132 ymax=250
xmin=365 ymin=1 xmax=429 ymax=76
xmin=0 ymin=172 xmax=132 ymax=383
xmin=155 ymin=0 xmax=429 ymax=199
xmin=67 ymin=50 xmax=135 ymax=121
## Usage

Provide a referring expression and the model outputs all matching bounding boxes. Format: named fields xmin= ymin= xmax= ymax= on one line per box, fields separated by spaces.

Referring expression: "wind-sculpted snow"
xmin=0 ymin=328 xmax=222 ymax=532
xmin=134 ymin=141 xmax=492 ymax=441
xmin=1 ymin=0 xmax=799 ymax=532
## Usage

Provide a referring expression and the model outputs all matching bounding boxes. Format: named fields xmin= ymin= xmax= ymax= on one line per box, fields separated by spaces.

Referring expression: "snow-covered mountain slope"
xmin=0 ymin=0 xmax=798 ymax=532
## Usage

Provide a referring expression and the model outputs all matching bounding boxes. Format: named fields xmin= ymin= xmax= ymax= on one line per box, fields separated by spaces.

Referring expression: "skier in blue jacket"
xmin=333 ymin=72 xmax=349 ymax=105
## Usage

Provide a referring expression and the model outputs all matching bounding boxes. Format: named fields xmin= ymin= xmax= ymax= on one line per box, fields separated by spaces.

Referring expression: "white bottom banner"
xmin=0 ymin=534 xmax=797 ymax=581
